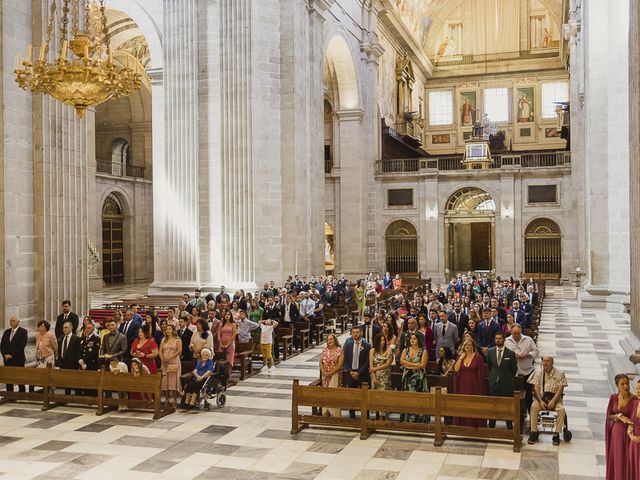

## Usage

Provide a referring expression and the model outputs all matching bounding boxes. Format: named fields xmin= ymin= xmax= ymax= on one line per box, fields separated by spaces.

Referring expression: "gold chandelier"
xmin=15 ymin=0 xmax=142 ymax=118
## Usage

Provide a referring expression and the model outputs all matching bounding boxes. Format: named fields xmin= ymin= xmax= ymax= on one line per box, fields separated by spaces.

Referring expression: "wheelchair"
xmin=536 ymin=409 xmax=572 ymax=442
xmin=181 ymin=361 xmax=228 ymax=410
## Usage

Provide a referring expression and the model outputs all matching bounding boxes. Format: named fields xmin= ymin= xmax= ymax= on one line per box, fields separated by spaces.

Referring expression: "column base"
xmin=578 ymin=285 xmax=630 ymax=312
xmin=148 ymin=281 xmax=259 ymax=297
xmin=608 ymin=330 xmax=640 ymax=390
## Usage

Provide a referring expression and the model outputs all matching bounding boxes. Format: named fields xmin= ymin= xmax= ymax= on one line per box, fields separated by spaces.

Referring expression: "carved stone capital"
xmin=360 ymin=32 xmax=384 ymax=64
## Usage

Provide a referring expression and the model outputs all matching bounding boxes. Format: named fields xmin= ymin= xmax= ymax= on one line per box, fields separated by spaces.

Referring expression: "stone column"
xmin=149 ymin=0 xmax=200 ymax=294
xmin=630 ymin=0 xmax=640 ymax=335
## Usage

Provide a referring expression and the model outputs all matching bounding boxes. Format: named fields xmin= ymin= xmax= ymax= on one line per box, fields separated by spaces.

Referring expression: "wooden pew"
xmin=277 ymin=326 xmax=294 ymax=360
xmin=0 ymin=366 xmax=171 ymax=419
xmin=291 ymin=380 xmax=523 ymax=452
xmin=233 ymin=341 xmax=254 ymax=380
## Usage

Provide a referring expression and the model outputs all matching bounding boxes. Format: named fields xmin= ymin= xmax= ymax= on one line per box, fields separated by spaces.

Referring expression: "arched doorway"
xmin=111 ymin=139 xmax=130 ymax=176
xmin=445 ymin=187 xmax=496 ymax=274
xmin=102 ymin=194 xmax=125 ymax=284
xmin=385 ymin=220 xmax=418 ymax=273
xmin=524 ymin=218 xmax=562 ymax=276
xmin=325 ymin=223 xmax=335 ymax=275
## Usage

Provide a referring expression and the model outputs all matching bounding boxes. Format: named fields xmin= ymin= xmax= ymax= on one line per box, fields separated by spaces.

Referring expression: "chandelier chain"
xmin=71 ymin=0 xmax=79 ymax=35
xmin=100 ymin=0 xmax=109 ymax=50
xmin=60 ymin=0 xmax=70 ymax=53
xmin=83 ymin=0 xmax=90 ymax=40
xmin=44 ymin=0 xmax=57 ymax=58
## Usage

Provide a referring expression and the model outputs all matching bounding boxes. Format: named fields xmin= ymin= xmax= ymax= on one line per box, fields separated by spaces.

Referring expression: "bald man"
xmin=527 ymin=356 xmax=567 ymax=446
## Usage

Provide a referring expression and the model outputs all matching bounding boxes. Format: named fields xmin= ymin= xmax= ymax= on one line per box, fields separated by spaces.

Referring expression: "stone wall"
xmin=630 ymin=0 xmax=640 ymax=335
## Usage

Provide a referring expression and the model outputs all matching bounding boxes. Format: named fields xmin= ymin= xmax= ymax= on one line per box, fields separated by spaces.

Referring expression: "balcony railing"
xmin=97 ymin=160 xmax=146 ymax=179
xmin=430 ymin=49 xmax=560 ymax=67
xmin=325 ymin=158 xmax=333 ymax=174
xmin=375 ymin=151 xmax=570 ymax=174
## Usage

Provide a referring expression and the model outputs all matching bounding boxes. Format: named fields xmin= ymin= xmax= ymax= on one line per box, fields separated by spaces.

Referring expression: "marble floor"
xmin=0 ymin=287 xmax=623 ymax=479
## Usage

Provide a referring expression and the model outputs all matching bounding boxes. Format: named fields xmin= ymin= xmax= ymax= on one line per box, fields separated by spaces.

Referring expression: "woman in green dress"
xmin=400 ymin=333 xmax=428 ymax=422
xmin=355 ymin=279 xmax=366 ymax=319
xmin=370 ymin=333 xmax=393 ymax=390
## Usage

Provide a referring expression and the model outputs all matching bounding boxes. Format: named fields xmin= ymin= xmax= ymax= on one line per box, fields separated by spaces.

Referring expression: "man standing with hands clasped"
xmin=342 ymin=326 xmax=371 ymax=419
xmin=486 ymin=332 xmax=518 ymax=429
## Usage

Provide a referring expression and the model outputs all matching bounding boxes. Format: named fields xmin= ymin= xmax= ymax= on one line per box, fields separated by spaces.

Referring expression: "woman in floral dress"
xmin=400 ymin=333 xmax=428 ymax=422
xmin=320 ymin=333 xmax=344 ymax=417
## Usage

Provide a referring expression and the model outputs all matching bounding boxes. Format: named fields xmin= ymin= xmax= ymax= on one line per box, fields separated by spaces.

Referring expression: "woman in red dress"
xmin=131 ymin=324 xmax=159 ymax=374
xmin=453 ymin=338 xmax=486 ymax=427
xmin=626 ymin=380 xmax=640 ymax=479
xmin=605 ymin=374 xmax=634 ymax=479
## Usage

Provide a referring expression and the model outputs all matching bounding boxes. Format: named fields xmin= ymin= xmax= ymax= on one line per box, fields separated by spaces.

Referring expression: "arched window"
xmin=111 ymin=139 xmax=130 ymax=176
xmin=102 ymin=193 xmax=124 ymax=284
xmin=446 ymin=187 xmax=496 ymax=214
xmin=524 ymin=218 xmax=562 ymax=275
xmin=385 ymin=220 xmax=418 ymax=273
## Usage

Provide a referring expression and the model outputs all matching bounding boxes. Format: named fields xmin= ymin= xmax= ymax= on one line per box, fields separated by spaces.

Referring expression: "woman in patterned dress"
xmin=159 ymin=324 xmax=182 ymax=409
xmin=400 ymin=333 xmax=428 ymax=422
xmin=320 ymin=333 xmax=344 ymax=417
xmin=370 ymin=333 xmax=393 ymax=391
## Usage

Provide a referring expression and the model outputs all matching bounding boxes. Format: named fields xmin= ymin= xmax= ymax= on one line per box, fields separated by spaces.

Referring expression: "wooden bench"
xmin=295 ymin=323 xmax=311 ymax=352
xmin=312 ymin=318 xmax=325 ymax=346
xmin=291 ymin=380 xmax=522 ymax=452
xmin=0 ymin=365 xmax=172 ymax=419
xmin=277 ymin=326 xmax=294 ymax=360
xmin=234 ymin=341 xmax=254 ymax=380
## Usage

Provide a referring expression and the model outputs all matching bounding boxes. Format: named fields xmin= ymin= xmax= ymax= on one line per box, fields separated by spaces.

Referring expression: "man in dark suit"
xmin=342 ymin=326 xmax=371 ymax=418
xmin=487 ymin=332 xmax=518 ymax=429
xmin=215 ymin=286 xmax=231 ymax=305
xmin=57 ymin=322 xmax=81 ymax=370
xmin=449 ymin=302 xmax=469 ymax=338
xmin=477 ymin=308 xmax=501 ymax=356
xmin=1 ymin=316 xmax=28 ymax=392
xmin=78 ymin=323 xmax=101 ymax=371
xmin=58 ymin=321 xmax=81 ymax=395
xmin=177 ymin=318 xmax=194 ymax=361
xmin=360 ymin=313 xmax=381 ymax=344
xmin=55 ymin=300 xmax=79 ymax=339
xmin=400 ymin=317 xmax=425 ymax=351
xmin=119 ymin=310 xmax=141 ymax=365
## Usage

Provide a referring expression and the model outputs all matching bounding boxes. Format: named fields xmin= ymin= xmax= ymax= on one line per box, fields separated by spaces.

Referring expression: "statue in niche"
xmin=518 ymin=94 xmax=532 ymax=122
xmin=543 ymin=28 xmax=551 ymax=47
xmin=437 ymin=37 xmax=452 ymax=57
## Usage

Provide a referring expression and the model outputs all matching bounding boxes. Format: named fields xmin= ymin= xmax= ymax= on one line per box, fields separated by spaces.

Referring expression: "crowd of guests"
xmin=606 ymin=374 xmax=640 ymax=479
xmin=318 ymin=273 xmax=570 ymax=446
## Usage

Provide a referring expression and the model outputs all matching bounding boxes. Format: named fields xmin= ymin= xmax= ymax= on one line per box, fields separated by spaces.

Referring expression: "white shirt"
xmin=110 ymin=362 xmax=128 ymax=373
xmin=505 ymin=334 xmax=539 ymax=375
xmin=260 ymin=324 xmax=276 ymax=344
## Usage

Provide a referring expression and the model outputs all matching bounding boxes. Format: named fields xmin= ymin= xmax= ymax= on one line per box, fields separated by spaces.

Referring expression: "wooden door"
xmin=102 ymin=218 xmax=124 ymax=284
xmin=471 ymin=222 xmax=491 ymax=270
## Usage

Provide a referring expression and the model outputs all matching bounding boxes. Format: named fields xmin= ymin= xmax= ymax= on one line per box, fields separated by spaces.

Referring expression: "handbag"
xmin=541 ymin=371 xmax=554 ymax=403
xmin=165 ymin=364 xmax=179 ymax=373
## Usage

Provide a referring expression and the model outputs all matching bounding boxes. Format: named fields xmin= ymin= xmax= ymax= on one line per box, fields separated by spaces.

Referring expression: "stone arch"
xmin=524 ymin=217 xmax=562 ymax=275
xmin=324 ymin=34 xmax=360 ymax=110
xmin=440 ymin=184 xmax=498 ymax=214
xmin=104 ymin=0 xmax=163 ymax=69
xmin=385 ymin=219 xmax=418 ymax=273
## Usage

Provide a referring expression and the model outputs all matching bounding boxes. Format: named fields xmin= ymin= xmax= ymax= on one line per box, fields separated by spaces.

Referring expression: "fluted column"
xmin=630 ymin=0 xmax=640 ymax=335
xmin=149 ymin=0 xmax=199 ymax=293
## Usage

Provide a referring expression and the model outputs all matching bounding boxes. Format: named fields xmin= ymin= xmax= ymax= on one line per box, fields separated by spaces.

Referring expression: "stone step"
xmin=607 ymin=353 xmax=638 ymax=391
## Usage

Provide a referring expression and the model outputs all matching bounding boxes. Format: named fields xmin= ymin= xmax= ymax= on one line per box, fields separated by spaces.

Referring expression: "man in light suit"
xmin=434 ymin=312 xmax=459 ymax=354
xmin=1 ymin=316 xmax=28 ymax=392
xmin=486 ymin=332 xmax=518 ymax=429
xmin=342 ymin=326 xmax=371 ymax=419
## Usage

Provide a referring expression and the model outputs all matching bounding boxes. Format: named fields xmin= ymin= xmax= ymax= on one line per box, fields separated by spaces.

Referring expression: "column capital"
xmin=308 ymin=0 xmax=334 ymax=17
xmin=336 ymin=109 xmax=365 ymax=121
xmin=146 ymin=67 xmax=164 ymax=86
xmin=360 ymin=32 xmax=385 ymax=65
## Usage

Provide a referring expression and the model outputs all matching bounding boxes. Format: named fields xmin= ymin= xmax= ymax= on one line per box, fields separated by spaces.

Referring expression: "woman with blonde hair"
xmin=320 ymin=333 xmax=344 ymax=417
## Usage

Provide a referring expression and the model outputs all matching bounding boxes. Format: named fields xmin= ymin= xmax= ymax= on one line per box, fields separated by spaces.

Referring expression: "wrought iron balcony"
xmin=375 ymin=151 xmax=570 ymax=174
xmin=97 ymin=160 xmax=146 ymax=179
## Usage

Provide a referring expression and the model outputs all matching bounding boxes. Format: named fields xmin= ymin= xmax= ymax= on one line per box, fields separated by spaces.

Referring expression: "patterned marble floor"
xmin=0 ymin=286 xmax=624 ymax=479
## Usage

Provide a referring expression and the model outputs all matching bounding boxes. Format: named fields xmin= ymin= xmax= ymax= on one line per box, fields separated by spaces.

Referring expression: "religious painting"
xmin=459 ymin=91 xmax=477 ymax=126
xmin=463 ymin=131 xmax=473 ymax=141
xmin=520 ymin=127 xmax=532 ymax=137
xmin=516 ymin=87 xmax=534 ymax=123
xmin=545 ymin=128 xmax=560 ymax=138
xmin=432 ymin=134 xmax=450 ymax=144
xmin=391 ymin=0 xmax=434 ymax=46
xmin=489 ymin=131 xmax=507 ymax=152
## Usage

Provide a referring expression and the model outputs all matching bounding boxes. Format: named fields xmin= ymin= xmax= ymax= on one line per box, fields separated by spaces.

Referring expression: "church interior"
xmin=0 ymin=0 xmax=639 ymax=478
